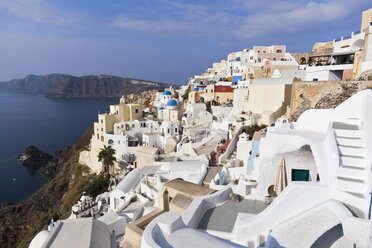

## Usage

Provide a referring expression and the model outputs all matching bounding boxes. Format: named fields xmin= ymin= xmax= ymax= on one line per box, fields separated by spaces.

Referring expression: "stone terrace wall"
xmin=290 ymin=80 xmax=372 ymax=121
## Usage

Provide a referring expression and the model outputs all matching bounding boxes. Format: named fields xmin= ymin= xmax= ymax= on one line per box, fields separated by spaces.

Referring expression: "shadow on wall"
xmin=264 ymin=223 xmax=344 ymax=248
xmin=311 ymin=224 xmax=344 ymax=248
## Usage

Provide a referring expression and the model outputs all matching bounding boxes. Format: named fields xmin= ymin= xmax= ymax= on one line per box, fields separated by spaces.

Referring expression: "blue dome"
xmin=162 ymin=90 xmax=172 ymax=96
xmin=167 ymin=99 xmax=178 ymax=107
xmin=159 ymin=107 xmax=164 ymax=110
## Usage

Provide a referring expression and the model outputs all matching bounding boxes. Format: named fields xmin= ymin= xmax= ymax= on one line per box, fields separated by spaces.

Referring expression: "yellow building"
xmin=246 ymin=78 xmax=292 ymax=125
xmin=214 ymin=85 xmax=234 ymax=104
xmin=361 ymin=8 xmax=372 ymax=31
xmin=80 ymin=103 xmax=143 ymax=174
xmin=201 ymin=84 xmax=215 ymax=102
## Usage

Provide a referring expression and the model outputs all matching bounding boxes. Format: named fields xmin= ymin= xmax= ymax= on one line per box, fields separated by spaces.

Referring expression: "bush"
xmin=243 ymin=124 xmax=267 ymax=139
xmin=182 ymin=85 xmax=191 ymax=100
xmin=205 ymin=101 xmax=211 ymax=110
xmin=84 ymin=174 xmax=110 ymax=198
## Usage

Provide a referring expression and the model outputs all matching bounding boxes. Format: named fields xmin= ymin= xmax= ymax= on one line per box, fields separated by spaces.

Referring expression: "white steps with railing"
xmin=332 ymin=121 xmax=369 ymax=216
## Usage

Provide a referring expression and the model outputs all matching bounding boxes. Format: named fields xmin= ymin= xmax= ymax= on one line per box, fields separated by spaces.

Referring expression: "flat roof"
xmin=197 ymin=199 xmax=267 ymax=232
xmin=165 ymin=179 xmax=216 ymax=198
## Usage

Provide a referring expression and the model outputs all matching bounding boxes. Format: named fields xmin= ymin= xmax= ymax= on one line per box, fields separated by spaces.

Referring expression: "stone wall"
xmin=290 ymin=80 xmax=372 ymax=121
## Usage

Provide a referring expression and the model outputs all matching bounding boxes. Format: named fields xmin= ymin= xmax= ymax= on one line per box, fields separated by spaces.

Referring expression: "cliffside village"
xmin=30 ymin=8 xmax=372 ymax=248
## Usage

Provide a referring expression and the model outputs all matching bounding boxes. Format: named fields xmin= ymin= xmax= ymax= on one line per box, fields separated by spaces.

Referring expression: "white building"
xmin=140 ymin=90 xmax=372 ymax=248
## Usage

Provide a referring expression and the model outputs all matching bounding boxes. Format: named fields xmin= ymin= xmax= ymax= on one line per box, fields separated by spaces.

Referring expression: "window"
xmin=135 ymin=109 xmax=139 ymax=113
xmin=175 ymin=128 xmax=178 ymax=133
xmin=168 ymin=129 xmax=170 ymax=134
xmin=132 ymin=124 xmax=135 ymax=128
xmin=211 ymin=89 xmax=213 ymax=93
xmin=258 ymin=58 xmax=261 ymax=63
xmin=118 ymin=140 xmax=120 ymax=144
xmin=277 ymin=49 xmax=282 ymax=53
xmin=101 ymin=136 xmax=104 ymax=142
xmin=291 ymin=169 xmax=310 ymax=181
xmin=97 ymin=134 xmax=99 ymax=139
xmin=206 ymin=89 xmax=208 ymax=93
xmin=313 ymin=78 xmax=319 ymax=81
xmin=101 ymin=119 xmax=103 ymax=123
xmin=101 ymin=128 xmax=103 ymax=132
xmin=273 ymin=58 xmax=277 ymax=61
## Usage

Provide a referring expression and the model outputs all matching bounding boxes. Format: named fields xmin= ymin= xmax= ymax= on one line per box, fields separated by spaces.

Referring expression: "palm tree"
xmin=98 ymin=145 xmax=116 ymax=174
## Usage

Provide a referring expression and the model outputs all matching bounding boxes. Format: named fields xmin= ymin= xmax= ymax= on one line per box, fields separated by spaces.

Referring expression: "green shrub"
xmin=243 ymin=124 xmax=267 ymax=139
xmin=84 ymin=174 xmax=110 ymax=198
xmin=182 ymin=85 xmax=191 ymax=100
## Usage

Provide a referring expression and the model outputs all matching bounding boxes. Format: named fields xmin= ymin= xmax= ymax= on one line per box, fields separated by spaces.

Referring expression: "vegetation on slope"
xmin=0 ymin=127 xmax=99 ymax=248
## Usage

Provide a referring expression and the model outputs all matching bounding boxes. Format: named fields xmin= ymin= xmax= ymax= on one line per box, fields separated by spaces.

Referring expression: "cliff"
xmin=0 ymin=74 xmax=173 ymax=98
xmin=45 ymin=75 xmax=171 ymax=98
xmin=0 ymin=127 xmax=97 ymax=248
xmin=0 ymin=74 xmax=69 ymax=94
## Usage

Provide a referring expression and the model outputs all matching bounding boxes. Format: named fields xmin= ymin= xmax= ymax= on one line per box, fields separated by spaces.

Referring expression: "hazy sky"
xmin=0 ymin=0 xmax=370 ymax=84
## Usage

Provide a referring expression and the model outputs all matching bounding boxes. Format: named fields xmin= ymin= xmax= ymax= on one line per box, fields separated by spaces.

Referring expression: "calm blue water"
xmin=0 ymin=92 xmax=118 ymax=204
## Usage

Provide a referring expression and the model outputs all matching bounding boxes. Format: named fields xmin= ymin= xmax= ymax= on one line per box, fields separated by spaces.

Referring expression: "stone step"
xmin=337 ymin=167 xmax=368 ymax=181
xmin=332 ymin=190 xmax=369 ymax=218
xmin=338 ymin=146 xmax=366 ymax=157
xmin=332 ymin=122 xmax=360 ymax=130
xmin=340 ymin=156 xmax=366 ymax=169
xmin=336 ymin=137 xmax=365 ymax=148
xmin=334 ymin=129 xmax=363 ymax=138
xmin=336 ymin=180 xmax=368 ymax=197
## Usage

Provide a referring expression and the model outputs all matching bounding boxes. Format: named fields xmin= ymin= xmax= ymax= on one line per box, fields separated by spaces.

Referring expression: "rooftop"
xmin=197 ymin=199 xmax=267 ymax=232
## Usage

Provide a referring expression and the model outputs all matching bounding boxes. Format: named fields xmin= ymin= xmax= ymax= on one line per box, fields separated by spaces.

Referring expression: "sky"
xmin=0 ymin=0 xmax=371 ymax=84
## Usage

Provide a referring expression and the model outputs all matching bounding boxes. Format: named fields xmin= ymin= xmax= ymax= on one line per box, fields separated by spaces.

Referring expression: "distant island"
xmin=0 ymin=74 xmax=173 ymax=98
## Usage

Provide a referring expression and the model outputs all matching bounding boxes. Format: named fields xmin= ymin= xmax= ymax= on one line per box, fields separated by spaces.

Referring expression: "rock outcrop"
xmin=290 ymin=81 xmax=372 ymax=121
xmin=39 ymin=147 xmax=71 ymax=178
xmin=16 ymin=146 xmax=52 ymax=167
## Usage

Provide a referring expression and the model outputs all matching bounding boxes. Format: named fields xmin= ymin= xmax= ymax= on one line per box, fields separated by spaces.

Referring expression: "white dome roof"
xmin=29 ymin=230 xmax=50 ymax=248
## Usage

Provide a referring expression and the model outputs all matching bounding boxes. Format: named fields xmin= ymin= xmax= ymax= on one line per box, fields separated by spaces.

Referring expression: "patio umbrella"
xmin=274 ymin=157 xmax=288 ymax=195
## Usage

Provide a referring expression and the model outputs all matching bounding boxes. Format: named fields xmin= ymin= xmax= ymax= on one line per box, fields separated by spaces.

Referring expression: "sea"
xmin=0 ymin=92 xmax=119 ymax=204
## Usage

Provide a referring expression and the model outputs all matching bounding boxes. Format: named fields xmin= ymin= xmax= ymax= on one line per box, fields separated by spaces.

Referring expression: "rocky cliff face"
xmin=0 ymin=74 xmax=70 ymax=94
xmin=290 ymin=81 xmax=372 ymax=121
xmin=45 ymin=75 xmax=171 ymax=98
xmin=0 ymin=74 xmax=173 ymax=98
xmin=0 ymin=128 xmax=95 ymax=248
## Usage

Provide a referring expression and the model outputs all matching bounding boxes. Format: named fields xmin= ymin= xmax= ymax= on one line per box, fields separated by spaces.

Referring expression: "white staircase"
xmin=332 ymin=122 xmax=369 ymax=214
